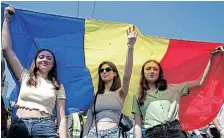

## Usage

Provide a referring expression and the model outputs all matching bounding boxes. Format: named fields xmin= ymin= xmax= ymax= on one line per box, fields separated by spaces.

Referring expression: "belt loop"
xmin=39 ymin=117 xmax=42 ymax=122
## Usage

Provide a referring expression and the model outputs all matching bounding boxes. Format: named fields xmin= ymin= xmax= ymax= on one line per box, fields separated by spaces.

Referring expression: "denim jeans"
xmin=145 ymin=120 xmax=185 ymax=138
xmin=142 ymin=124 xmax=146 ymax=138
xmin=87 ymin=126 xmax=123 ymax=138
xmin=6 ymin=116 xmax=58 ymax=138
xmin=1 ymin=129 xmax=8 ymax=138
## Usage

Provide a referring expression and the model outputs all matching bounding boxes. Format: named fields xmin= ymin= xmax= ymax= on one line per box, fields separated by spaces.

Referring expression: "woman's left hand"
xmin=127 ymin=26 xmax=137 ymax=48
xmin=211 ymin=46 xmax=224 ymax=55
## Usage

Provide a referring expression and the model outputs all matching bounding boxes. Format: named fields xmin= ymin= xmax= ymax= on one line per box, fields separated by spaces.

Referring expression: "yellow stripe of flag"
xmin=85 ymin=19 xmax=170 ymax=116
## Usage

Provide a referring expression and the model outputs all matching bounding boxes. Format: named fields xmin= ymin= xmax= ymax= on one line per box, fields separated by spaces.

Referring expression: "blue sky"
xmin=2 ymin=1 xmax=224 ymax=95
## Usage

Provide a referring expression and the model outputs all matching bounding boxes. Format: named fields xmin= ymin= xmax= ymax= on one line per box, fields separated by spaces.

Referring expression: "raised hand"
xmin=211 ymin=46 xmax=224 ymax=55
xmin=127 ymin=26 xmax=137 ymax=48
xmin=4 ymin=5 xmax=15 ymax=20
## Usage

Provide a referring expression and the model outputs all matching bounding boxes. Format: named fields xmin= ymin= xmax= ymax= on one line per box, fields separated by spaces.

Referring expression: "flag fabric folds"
xmin=1 ymin=3 xmax=94 ymax=114
xmin=1 ymin=3 xmax=223 ymax=130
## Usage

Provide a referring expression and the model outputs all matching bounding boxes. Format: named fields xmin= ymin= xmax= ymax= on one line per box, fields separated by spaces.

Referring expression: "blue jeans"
xmin=142 ymin=124 xmax=146 ymax=138
xmin=6 ymin=116 xmax=58 ymax=138
xmin=87 ymin=126 xmax=123 ymax=138
xmin=145 ymin=120 xmax=186 ymax=138
xmin=191 ymin=135 xmax=197 ymax=138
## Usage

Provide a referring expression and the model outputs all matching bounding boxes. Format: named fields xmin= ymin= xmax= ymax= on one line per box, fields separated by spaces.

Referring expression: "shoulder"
xmin=19 ymin=70 xmax=29 ymax=83
xmin=167 ymin=83 xmax=188 ymax=90
xmin=58 ymin=84 xmax=65 ymax=92
xmin=56 ymin=84 xmax=66 ymax=99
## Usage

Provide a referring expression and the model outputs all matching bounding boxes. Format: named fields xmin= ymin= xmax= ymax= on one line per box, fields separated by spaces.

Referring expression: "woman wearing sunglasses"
xmin=83 ymin=26 xmax=137 ymax=138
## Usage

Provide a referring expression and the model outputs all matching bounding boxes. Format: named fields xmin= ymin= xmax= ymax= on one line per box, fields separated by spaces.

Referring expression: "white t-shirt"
xmin=16 ymin=71 xmax=66 ymax=115
xmin=218 ymin=104 xmax=224 ymax=128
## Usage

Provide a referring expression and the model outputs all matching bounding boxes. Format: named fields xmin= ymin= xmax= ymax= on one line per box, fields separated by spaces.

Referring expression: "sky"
xmin=1 ymin=1 xmax=224 ymax=96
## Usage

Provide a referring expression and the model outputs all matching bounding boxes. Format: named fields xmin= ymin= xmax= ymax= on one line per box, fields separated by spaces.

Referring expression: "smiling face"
xmin=143 ymin=61 xmax=160 ymax=83
xmin=36 ymin=51 xmax=54 ymax=73
xmin=99 ymin=64 xmax=117 ymax=83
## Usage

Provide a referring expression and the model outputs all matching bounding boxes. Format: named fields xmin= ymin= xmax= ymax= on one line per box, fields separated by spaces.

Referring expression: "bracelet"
xmin=2 ymin=50 xmax=7 ymax=58
xmin=127 ymin=45 xmax=134 ymax=49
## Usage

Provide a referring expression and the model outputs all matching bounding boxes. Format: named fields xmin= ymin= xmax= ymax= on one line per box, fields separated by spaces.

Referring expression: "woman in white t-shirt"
xmin=2 ymin=6 xmax=66 ymax=138
xmin=213 ymin=104 xmax=224 ymax=138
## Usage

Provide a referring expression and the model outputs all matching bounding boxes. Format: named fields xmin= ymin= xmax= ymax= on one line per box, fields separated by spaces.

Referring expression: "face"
xmin=144 ymin=61 xmax=160 ymax=83
xmin=99 ymin=64 xmax=117 ymax=82
xmin=36 ymin=51 xmax=54 ymax=73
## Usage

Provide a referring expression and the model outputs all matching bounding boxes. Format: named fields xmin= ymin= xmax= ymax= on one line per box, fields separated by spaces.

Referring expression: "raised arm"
xmin=2 ymin=5 xmax=24 ymax=80
xmin=120 ymin=26 xmax=137 ymax=100
xmin=186 ymin=46 xmax=224 ymax=91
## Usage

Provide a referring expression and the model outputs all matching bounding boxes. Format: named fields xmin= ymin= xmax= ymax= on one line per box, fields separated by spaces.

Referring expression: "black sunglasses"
xmin=99 ymin=67 xmax=113 ymax=73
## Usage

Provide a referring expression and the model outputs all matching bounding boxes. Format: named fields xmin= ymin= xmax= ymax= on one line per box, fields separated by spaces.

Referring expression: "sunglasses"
xmin=99 ymin=67 xmax=113 ymax=73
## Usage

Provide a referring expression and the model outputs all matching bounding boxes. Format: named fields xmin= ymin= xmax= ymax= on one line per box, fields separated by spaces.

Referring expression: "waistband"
xmin=98 ymin=117 xmax=117 ymax=123
xmin=14 ymin=116 xmax=54 ymax=121
xmin=91 ymin=126 xmax=119 ymax=132
xmin=147 ymin=120 xmax=180 ymax=132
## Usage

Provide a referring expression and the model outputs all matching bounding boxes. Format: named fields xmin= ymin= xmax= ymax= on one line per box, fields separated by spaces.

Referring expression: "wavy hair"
xmin=26 ymin=49 xmax=61 ymax=90
xmin=138 ymin=60 xmax=167 ymax=105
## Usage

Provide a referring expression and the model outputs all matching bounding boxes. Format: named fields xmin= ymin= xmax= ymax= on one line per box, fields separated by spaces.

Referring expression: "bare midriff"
xmin=16 ymin=106 xmax=51 ymax=118
xmin=96 ymin=121 xmax=118 ymax=130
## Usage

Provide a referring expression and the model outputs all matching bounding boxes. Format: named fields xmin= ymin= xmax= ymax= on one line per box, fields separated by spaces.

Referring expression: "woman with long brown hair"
xmin=132 ymin=46 xmax=224 ymax=138
xmin=2 ymin=6 xmax=66 ymax=138
xmin=83 ymin=26 xmax=137 ymax=138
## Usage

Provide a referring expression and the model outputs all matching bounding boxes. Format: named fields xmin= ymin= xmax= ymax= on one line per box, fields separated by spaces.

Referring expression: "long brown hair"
xmin=138 ymin=60 xmax=167 ymax=105
xmin=96 ymin=61 xmax=121 ymax=94
xmin=93 ymin=61 xmax=121 ymax=137
xmin=26 ymin=49 xmax=61 ymax=90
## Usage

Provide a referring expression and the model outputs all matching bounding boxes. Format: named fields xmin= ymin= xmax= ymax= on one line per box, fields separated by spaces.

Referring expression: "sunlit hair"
xmin=26 ymin=49 xmax=61 ymax=90
xmin=138 ymin=60 xmax=167 ymax=105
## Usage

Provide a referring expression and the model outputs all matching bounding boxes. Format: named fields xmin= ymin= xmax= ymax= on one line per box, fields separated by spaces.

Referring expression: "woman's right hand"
xmin=127 ymin=26 xmax=137 ymax=48
xmin=4 ymin=5 xmax=15 ymax=21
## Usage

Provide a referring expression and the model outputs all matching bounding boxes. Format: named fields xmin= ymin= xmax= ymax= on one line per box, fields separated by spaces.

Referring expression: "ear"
xmin=113 ymin=72 xmax=117 ymax=77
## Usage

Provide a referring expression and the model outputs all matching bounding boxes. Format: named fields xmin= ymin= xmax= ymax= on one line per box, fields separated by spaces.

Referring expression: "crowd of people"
xmin=1 ymin=5 xmax=224 ymax=138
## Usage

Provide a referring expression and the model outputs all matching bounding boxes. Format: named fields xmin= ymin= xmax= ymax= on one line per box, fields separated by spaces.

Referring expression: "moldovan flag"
xmin=1 ymin=3 xmax=223 ymax=130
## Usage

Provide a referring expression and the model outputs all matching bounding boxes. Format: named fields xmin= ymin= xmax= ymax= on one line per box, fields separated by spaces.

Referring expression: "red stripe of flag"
xmin=160 ymin=39 xmax=224 ymax=130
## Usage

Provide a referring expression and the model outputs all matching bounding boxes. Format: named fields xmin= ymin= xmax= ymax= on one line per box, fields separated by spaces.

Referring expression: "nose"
xmin=149 ymin=68 xmax=154 ymax=73
xmin=102 ymin=70 xmax=107 ymax=74
xmin=42 ymin=57 xmax=51 ymax=62
xmin=41 ymin=59 xmax=50 ymax=65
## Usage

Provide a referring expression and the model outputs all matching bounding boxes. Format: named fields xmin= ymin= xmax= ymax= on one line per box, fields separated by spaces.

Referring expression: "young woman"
xmin=213 ymin=104 xmax=224 ymax=138
xmin=132 ymin=46 xmax=224 ymax=138
xmin=83 ymin=27 xmax=137 ymax=138
xmin=2 ymin=6 xmax=67 ymax=138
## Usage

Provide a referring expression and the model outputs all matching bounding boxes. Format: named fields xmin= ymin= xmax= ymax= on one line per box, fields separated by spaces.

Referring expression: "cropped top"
xmin=16 ymin=71 xmax=66 ymax=114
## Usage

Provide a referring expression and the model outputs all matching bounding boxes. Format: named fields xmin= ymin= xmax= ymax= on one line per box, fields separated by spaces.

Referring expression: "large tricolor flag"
xmin=1 ymin=3 xmax=223 ymax=130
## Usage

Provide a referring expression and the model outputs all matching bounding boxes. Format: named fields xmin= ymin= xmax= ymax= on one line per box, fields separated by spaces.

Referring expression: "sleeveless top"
xmin=83 ymin=90 xmax=122 ymax=136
